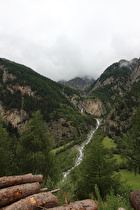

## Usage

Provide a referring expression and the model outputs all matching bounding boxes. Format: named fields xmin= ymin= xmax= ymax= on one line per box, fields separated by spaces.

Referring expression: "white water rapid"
xmin=63 ymin=119 xmax=100 ymax=178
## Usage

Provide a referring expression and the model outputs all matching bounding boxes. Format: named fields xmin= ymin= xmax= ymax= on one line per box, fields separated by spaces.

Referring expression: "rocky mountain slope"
xmin=89 ymin=58 xmax=140 ymax=105
xmin=87 ymin=58 xmax=140 ymax=138
xmin=0 ymin=57 xmax=140 ymax=144
xmin=0 ymin=58 xmax=96 ymax=147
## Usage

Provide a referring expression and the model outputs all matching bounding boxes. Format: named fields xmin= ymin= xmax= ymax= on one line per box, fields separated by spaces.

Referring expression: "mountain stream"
xmin=63 ymin=119 xmax=100 ymax=178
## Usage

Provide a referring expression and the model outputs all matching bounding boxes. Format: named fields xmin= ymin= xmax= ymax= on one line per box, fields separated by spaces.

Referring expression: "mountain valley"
xmin=0 ymin=57 xmax=140 ymax=208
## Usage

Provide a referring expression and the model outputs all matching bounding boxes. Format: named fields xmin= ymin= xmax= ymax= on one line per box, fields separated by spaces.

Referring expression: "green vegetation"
xmin=17 ymin=111 xmax=58 ymax=179
xmin=102 ymin=134 xmax=140 ymax=191
xmin=89 ymin=85 xmax=119 ymax=106
xmin=70 ymin=132 xmax=122 ymax=199
xmin=52 ymin=141 xmax=74 ymax=154
xmin=88 ymin=60 xmax=138 ymax=113
xmin=95 ymin=184 xmax=132 ymax=210
xmin=0 ymin=58 xmax=96 ymax=148
xmin=105 ymin=81 xmax=140 ymax=138
xmin=102 ymin=136 xmax=116 ymax=149
xmin=56 ymin=146 xmax=78 ymax=172
xmin=114 ymin=154 xmax=123 ymax=165
xmin=119 ymin=170 xmax=140 ymax=191
xmin=56 ymin=176 xmax=76 ymax=206
xmin=115 ymin=105 xmax=140 ymax=175
xmin=0 ymin=58 xmax=80 ymax=121
xmin=99 ymin=62 xmax=132 ymax=84
xmin=0 ymin=57 xmax=140 ymax=209
xmin=0 ymin=111 xmax=60 ymax=184
xmin=0 ymin=117 xmax=12 ymax=176
xmin=57 ymin=131 xmax=133 ymax=209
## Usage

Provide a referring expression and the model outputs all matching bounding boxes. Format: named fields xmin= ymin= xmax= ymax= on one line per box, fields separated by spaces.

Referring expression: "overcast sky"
xmin=0 ymin=0 xmax=140 ymax=81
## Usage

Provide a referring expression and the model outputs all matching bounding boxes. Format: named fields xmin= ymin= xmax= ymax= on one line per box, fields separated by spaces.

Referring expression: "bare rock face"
xmin=13 ymin=85 xmax=34 ymax=96
xmin=0 ymin=104 xmax=28 ymax=130
xmin=129 ymin=190 xmax=140 ymax=210
xmin=79 ymin=98 xmax=106 ymax=117
xmin=131 ymin=63 xmax=140 ymax=83
xmin=2 ymin=69 xmax=16 ymax=84
xmin=48 ymin=199 xmax=98 ymax=210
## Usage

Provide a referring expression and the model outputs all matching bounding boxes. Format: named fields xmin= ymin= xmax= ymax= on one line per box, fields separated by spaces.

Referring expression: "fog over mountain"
xmin=0 ymin=0 xmax=140 ymax=81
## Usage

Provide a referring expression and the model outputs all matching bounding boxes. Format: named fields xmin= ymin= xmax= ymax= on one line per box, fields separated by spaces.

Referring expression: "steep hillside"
xmin=102 ymin=81 xmax=140 ymax=138
xmin=58 ymin=76 xmax=95 ymax=91
xmin=87 ymin=57 xmax=140 ymax=138
xmin=0 ymin=58 xmax=96 ymax=147
xmin=88 ymin=58 xmax=140 ymax=109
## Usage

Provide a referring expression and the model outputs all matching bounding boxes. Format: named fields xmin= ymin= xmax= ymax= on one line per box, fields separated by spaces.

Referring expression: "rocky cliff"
xmin=0 ymin=58 xmax=96 ymax=147
xmin=78 ymin=98 xmax=106 ymax=117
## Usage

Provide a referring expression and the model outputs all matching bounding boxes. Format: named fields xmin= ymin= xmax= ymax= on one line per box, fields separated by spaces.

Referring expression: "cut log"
xmin=47 ymin=199 xmax=98 ymax=210
xmin=129 ymin=190 xmax=140 ymax=210
xmin=1 ymin=192 xmax=58 ymax=210
xmin=0 ymin=182 xmax=40 ymax=207
xmin=0 ymin=174 xmax=43 ymax=188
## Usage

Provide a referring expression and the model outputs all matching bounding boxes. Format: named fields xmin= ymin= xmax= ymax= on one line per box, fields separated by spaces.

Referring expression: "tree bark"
xmin=129 ymin=190 xmax=140 ymax=210
xmin=1 ymin=192 xmax=58 ymax=210
xmin=0 ymin=182 xmax=40 ymax=207
xmin=0 ymin=174 xmax=43 ymax=188
xmin=47 ymin=199 xmax=98 ymax=210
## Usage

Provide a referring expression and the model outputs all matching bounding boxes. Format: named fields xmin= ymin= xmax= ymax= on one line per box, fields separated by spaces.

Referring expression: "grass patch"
xmin=119 ymin=169 xmax=140 ymax=191
xmin=102 ymin=136 xmax=116 ymax=149
xmin=114 ymin=154 xmax=123 ymax=164
xmin=52 ymin=141 xmax=74 ymax=154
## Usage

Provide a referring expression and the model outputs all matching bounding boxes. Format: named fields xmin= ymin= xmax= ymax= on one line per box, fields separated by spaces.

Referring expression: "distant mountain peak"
xmin=58 ymin=76 xmax=95 ymax=91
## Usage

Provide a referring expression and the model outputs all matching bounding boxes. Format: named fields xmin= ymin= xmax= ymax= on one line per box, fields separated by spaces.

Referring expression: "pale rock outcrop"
xmin=2 ymin=69 xmax=16 ymax=84
xmin=131 ymin=63 xmax=140 ymax=83
xmin=0 ymin=104 xmax=28 ymax=129
xmin=13 ymin=85 xmax=34 ymax=96
xmin=79 ymin=98 xmax=106 ymax=117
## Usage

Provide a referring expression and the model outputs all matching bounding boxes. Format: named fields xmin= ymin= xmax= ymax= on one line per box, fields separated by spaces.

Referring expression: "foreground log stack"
xmin=0 ymin=174 xmax=58 ymax=209
xmin=0 ymin=174 xmax=99 ymax=210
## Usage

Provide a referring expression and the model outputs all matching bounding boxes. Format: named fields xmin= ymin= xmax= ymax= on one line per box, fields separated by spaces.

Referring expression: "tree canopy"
xmin=71 ymin=132 xmax=121 ymax=199
xmin=17 ymin=111 xmax=60 ymax=182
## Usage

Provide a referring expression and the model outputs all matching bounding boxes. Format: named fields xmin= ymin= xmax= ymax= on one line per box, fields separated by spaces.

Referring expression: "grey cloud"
xmin=0 ymin=0 xmax=140 ymax=81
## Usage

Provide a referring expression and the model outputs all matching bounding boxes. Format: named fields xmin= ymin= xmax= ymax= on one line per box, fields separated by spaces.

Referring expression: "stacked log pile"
xmin=0 ymin=174 xmax=58 ymax=209
xmin=2 ymin=173 xmax=139 ymax=209
xmin=0 ymin=174 xmax=99 ymax=210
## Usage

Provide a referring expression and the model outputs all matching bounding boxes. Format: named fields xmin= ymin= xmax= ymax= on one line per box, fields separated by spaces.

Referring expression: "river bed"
xmin=63 ymin=119 xmax=100 ymax=178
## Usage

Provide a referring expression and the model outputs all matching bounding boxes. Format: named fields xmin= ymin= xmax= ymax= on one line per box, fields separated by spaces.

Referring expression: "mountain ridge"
xmin=0 ymin=58 xmax=96 ymax=148
xmin=58 ymin=76 xmax=95 ymax=91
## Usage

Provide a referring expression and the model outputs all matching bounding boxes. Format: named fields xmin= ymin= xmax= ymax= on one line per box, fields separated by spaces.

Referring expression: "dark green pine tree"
xmin=124 ymin=107 xmax=140 ymax=175
xmin=0 ymin=117 xmax=11 ymax=176
xmin=17 ymin=111 xmax=58 ymax=181
xmin=73 ymin=134 xmax=121 ymax=199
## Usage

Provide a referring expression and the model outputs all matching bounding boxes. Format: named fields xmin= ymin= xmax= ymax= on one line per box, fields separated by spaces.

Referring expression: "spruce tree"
xmin=72 ymin=133 xmax=121 ymax=199
xmin=17 ymin=111 xmax=58 ymax=181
